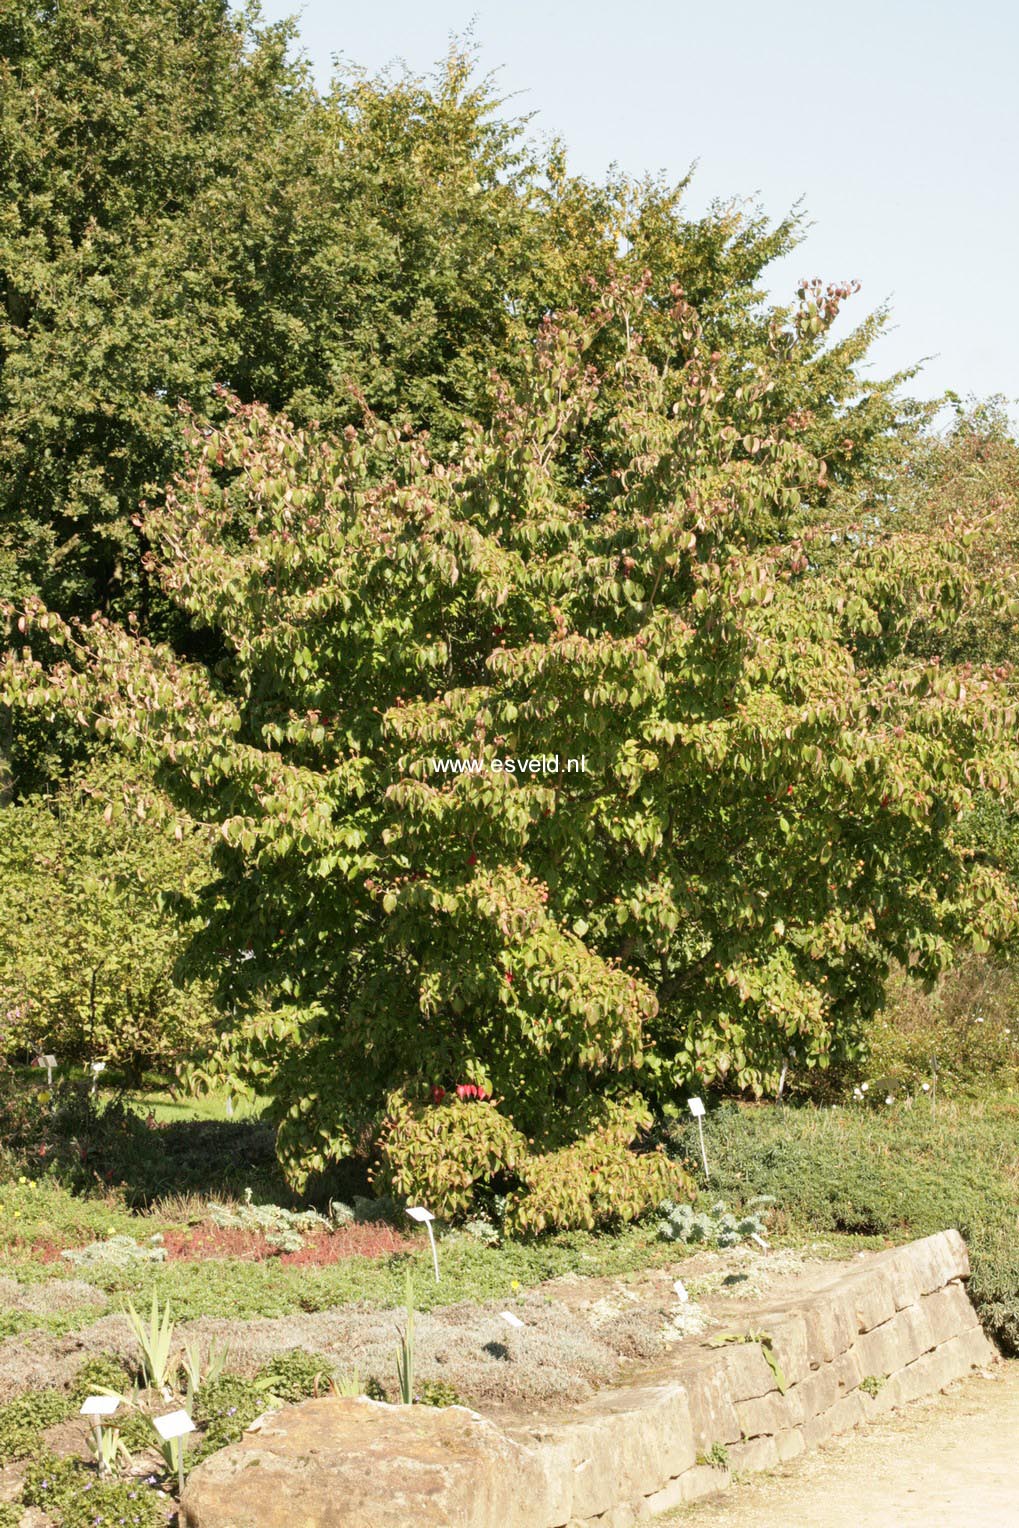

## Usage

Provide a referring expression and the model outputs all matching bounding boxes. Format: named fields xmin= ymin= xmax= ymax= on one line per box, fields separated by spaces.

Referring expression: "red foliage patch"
xmin=158 ymin=1222 xmax=415 ymax=1264
xmin=27 ymin=1238 xmax=70 ymax=1264
xmin=32 ymin=1221 xmax=416 ymax=1269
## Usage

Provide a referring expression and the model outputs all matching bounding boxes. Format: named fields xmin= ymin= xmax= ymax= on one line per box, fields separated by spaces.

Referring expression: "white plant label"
xmin=672 ymin=1279 xmax=689 ymax=1304
xmin=750 ymin=1232 xmax=770 ymax=1251
xmin=153 ymin=1409 xmax=196 ymax=1441
xmin=405 ymin=1205 xmax=440 ymax=1282
xmin=43 ymin=1054 xmax=57 ymax=1069
xmin=80 ymin=1395 xmax=119 ymax=1417
xmin=500 ymin=1311 xmax=525 ymax=1329
xmin=688 ymin=1097 xmax=710 ymax=1180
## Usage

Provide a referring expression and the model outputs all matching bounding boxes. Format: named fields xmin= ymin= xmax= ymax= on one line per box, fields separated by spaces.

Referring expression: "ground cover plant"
xmin=666 ymin=1097 xmax=1019 ymax=1353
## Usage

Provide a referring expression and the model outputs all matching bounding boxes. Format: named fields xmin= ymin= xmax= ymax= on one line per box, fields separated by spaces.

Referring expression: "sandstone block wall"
xmin=532 ymin=1229 xmax=994 ymax=1527
xmin=181 ymin=1230 xmax=994 ymax=1528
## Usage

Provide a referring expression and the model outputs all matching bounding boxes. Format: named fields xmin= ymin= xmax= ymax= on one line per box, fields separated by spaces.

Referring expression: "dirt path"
xmin=669 ymin=1361 xmax=1019 ymax=1527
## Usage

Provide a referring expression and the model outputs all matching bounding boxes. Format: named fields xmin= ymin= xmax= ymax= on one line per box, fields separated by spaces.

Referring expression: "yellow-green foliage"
xmin=374 ymin=1092 xmax=527 ymax=1218
xmin=505 ymin=1098 xmax=692 ymax=1235
xmin=865 ymin=957 xmax=1019 ymax=1097
xmin=0 ymin=758 xmax=210 ymax=1072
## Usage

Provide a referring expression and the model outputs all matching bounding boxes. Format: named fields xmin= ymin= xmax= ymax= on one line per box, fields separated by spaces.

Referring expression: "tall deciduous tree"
xmin=6 ymin=282 xmax=1015 ymax=1221
xmin=2 ymin=3 xmax=912 ymax=632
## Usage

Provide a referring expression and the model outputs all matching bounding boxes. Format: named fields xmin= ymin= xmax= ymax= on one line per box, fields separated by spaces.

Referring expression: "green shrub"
xmin=256 ymin=1349 xmax=332 ymax=1402
xmin=0 ymin=1504 xmax=20 ymax=1528
xmin=193 ymin=1375 xmax=266 ymax=1460
xmin=505 ymin=1099 xmax=692 ymax=1235
xmin=418 ymin=1380 xmax=462 ymax=1408
xmin=373 ymin=1093 xmax=527 ymax=1219
xmin=0 ymin=758 xmax=211 ymax=1076
xmin=70 ymin=1354 xmax=136 ymax=1404
xmin=0 ymin=1310 xmax=41 ymax=1338
xmin=0 ymin=1389 xmax=70 ymax=1462
xmin=666 ymin=1099 xmax=1019 ymax=1352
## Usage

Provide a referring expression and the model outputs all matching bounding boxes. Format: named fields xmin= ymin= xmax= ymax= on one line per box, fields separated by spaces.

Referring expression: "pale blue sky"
xmin=260 ymin=0 xmax=1018 ymax=418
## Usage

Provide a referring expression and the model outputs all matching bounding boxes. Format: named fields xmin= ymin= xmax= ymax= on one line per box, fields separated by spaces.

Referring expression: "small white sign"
xmin=687 ymin=1097 xmax=706 ymax=1118
xmin=672 ymin=1279 xmax=689 ymax=1304
xmin=43 ymin=1054 xmax=57 ymax=1069
xmin=153 ymin=1409 xmax=196 ymax=1441
xmin=500 ymin=1311 xmax=525 ymax=1329
xmin=90 ymin=1061 xmax=106 ymax=1075
xmin=80 ymin=1394 xmax=120 ymax=1417
xmin=750 ymin=1232 xmax=770 ymax=1251
xmin=405 ymin=1205 xmax=435 ymax=1223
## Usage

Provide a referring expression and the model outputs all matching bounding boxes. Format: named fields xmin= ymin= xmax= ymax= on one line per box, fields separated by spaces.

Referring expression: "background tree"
xmin=1 ymin=4 xmax=911 ymax=636
xmin=0 ymin=757 xmax=211 ymax=1079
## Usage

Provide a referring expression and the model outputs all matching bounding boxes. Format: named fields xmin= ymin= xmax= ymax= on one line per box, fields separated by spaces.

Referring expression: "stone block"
xmin=830 ymin=1345 xmax=863 ymax=1395
xmin=853 ymin=1303 xmax=934 ymax=1378
xmin=901 ymin=1230 xmax=970 ymax=1295
xmin=643 ymin=1463 xmax=728 ymax=1514
xmin=728 ymin=1435 xmax=779 ymax=1476
xmin=800 ymin=1390 xmax=865 ymax=1450
xmin=681 ymin=1353 xmax=742 ymax=1452
xmin=848 ymin=1267 xmax=899 ymax=1334
xmin=552 ymin=1381 xmax=697 ymax=1522
xmin=761 ymin=1313 xmax=812 ymax=1387
xmin=790 ymin=1360 xmax=841 ymax=1421
xmin=735 ymin=1389 xmax=791 ymax=1440
xmin=180 ymin=1396 xmax=552 ymax=1528
xmin=736 ymin=1387 xmax=806 ymax=1442
xmin=921 ymin=1281 xmax=980 ymax=1347
xmin=570 ymin=1505 xmax=638 ymax=1528
xmin=800 ymin=1293 xmax=857 ymax=1366
xmin=774 ymin=1427 xmax=805 ymax=1463
xmin=722 ymin=1340 xmax=779 ymax=1401
xmin=896 ymin=1326 xmax=996 ymax=1404
xmin=874 ymin=1247 xmax=923 ymax=1311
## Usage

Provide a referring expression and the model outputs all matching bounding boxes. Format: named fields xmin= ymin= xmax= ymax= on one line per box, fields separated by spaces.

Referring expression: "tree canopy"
xmin=2 ymin=2 xmax=910 ymax=632
xmin=7 ymin=279 xmax=1015 ymax=1220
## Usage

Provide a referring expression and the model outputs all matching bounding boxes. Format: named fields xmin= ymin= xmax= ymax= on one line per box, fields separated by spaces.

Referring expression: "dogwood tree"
xmin=6 ymin=279 xmax=1017 ymax=1222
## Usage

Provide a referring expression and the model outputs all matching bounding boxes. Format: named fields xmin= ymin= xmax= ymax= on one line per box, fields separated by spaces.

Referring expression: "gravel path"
xmin=670 ymin=1361 xmax=1019 ymax=1527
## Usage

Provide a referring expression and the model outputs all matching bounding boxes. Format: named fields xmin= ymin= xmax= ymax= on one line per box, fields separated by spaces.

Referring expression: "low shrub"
xmin=209 ymin=1191 xmax=331 ymax=1253
xmin=61 ymin=1233 xmax=167 ymax=1269
xmin=256 ymin=1348 xmax=332 ymax=1401
xmin=193 ymin=1374 xmax=267 ymax=1460
xmin=666 ymin=1098 xmax=1019 ymax=1352
xmin=505 ymin=1099 xmax=692 ymax=1235
xmin=373 ymin=1093 xmax=527 ymax=1219
xmin=70 ymin=1354 xmax=136 ymax=1404
xmin=0 ymin=1389 xmax=70 ymax=1462
xmin=657 ymin=1198 xmax=773 ymax=1248
xmin=418 ymin=1380 xmax=462 ymax=1408
xmin=22 ymin=1451 xmax=168 ymax=1526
